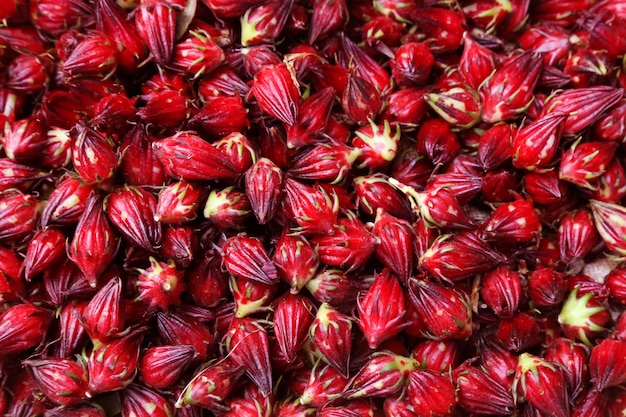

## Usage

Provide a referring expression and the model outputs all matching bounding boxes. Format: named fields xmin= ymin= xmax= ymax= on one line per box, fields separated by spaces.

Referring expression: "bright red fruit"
xmin=245 ymin=157 xmax=284 ymax=225
xmin=590 ymin=200 xmax=626 ymax=258
xmin=344 ymin=352 xmax=418 ymax=399
xmin=152 ymin=131 xmax=239 ymax=181
xmin=512 ymin=111 xmax=567 ymax=171
xmin=407 ymin=369 xmax=457 ymax=417
xmin=420 ymin=230 xmax=506 ymax=282
xmin=104 ymin=185 xmax=161 ymax=252
xmin=0 ymin=191 xmax=42 ymax=243
xmin=222 ymin=318 xmax=273 ymax=396
xmin=67 ymin=195 xmax=118 ymax=287
xmin=135 ymin=257 xmax=185 ymax=311
xmin=273 ymin=293 xmax=316 ymax=364
xmin=221 ymin=234 xmax=278 ymax=285
xmin=0 ymin=303 xmax=52 ymax=356
xmin=309 ymin=303 xmax=352 ymax=377
xmin=408 ymin=279 xmax=472 ymax=340
xmin=86 ymin=330 xmax=143 ymax=397
xmin=24 ymin=358 xmax=88 ymax=406
xmin=274 ymin=232 xmax=319 ymax=293
xmin=282 ymin=178 xmax=339 ymax=235
xmin=481 ymin=265 xmax=522 ymax=318
xmin=252 ymin=63 xmax=300 ymax=126
xmin=454 ymin=363 xmax=516 ymax=416
xmin=372 ymin=210 xmax=415 ymax=283
xmin=170 ymin=30 xmax=224 ymax=79
xmin=590 ymin=338 xmax=626 ymax=390
xmin=299 ymin=365 xmax=347 ymax=407
xmin=513 ymin=353 xmax=570 ymax=417
xmin=176 ymin=358 xmax=245 ymax=412
xmin=357 ymin=269 xmax=407 ymax=348
xmin=481 ymin=51 xmax=543 ymax=123
xmin=119 ymin=384 xmax=175 ymax=417
xmin=480 ymin=198 xmax=541 ymax=243
xmin=310 ymin=212 xmax=377 ymax=272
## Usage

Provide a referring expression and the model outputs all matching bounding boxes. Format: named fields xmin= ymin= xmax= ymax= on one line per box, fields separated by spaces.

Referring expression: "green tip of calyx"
xmin=392 ymin=354 xmax=419 ymax=373
xmin=517 ymin=352 xmax=539 ymax=372
xmin=558 ymin=287 xmax=606 ymax=328
xmin=558 ymin=287 xmax=606 ymax=345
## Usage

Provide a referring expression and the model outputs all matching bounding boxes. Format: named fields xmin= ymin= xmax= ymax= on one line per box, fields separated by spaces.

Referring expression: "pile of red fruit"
xmin=2 ymin=0 xmax=626 ymax=415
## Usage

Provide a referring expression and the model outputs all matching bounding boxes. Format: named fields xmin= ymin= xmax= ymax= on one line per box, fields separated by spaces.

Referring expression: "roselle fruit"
xmin=420 ymin=230 xmax=506 ymax=282
xmin=454 ymin=362 xmax=516 ymax=416
xmin=222 ymin=317 xmax=273 ymax=396
xmin=512 ymin=111 xmax=567 ymax=171
xmin=545 ymin=338 xmax=590 ymax=401
xmin=352 ymin=120 xmax=400 ymax=171
xmin=45 ymin=403 xmax=107 ymax=417
xmin=356 ymin=268 xmax=407 ymax=348
xmin=118 ymin=386 xmax=172 ymax=417
xmin=543 ymin=86 xmax=624 ymax=135
xmin=528 ymin=267 xmax=566 ymax=308
xmin=135 ymin=257 xmax=185 ymax=311
xmin=68 ymin=195 xmax=118 ymax=287
xmin=305 ymin=268 xmax=360 ymax=308
xmin=273 ymin=232 xmax=319 ymax=293
xmin=480 ymin=198 xmax=541 ymax=243
xmin=82 ymin=276 xmax=125 ymax=343
xmin=252 ymin=63 xmax=300 ymax=126
xmin=22 ymin=227 xmax=66 ymax=281
xmin=0 ymin=303 xmax=52 ymax=356
xmin=96 ymin=0 xmax=147 ymax=74
xmin=86 ymin=329 xmax=144 ymax=395
xmin=245 ymin=157 xmax=284 ymax=225
xmin=273 ymin=293 xmax=316 ymax=364
xmin=154 ymin=181 xmax=202 ymax=225
xmin=230 ymin=275 xmax=275 ymax=318
xmin=156 ymin=311 xmax=214 ymax=361
xmin=221 ymin=234 xmax=278 ymax=285
xmin=480 ymin=50 xmax=543 ymax=123
xmin=496 ymin=312 xmax=542 ymax=352
xmin=176 ymin=359 xmax=245 ymax=412
xmin=282 ymin=178 xmax=339 ymax=235
xmin=134 ymin=0 xmax=175 ymax=66
xmin=286 ymin=87 xmax=335 ymax=149
xmin=372 ymin=209 xmax=415 ymax=283
xmin=408 ymin=278 xmax=472 ymax=340
xmin=513 ymin=353 xmax=570 ymax=417
xmin=104 ymin=185 xmax=162 ymax=252
xmin=152 ymin=131 xmax=239 ymax=181
xmin=559 ymin=141 xmax=618 ymax=190
xmin=309 ymin=303 xmax=353 ymax=377
xmin=353 ymin=174 xmax=414 ymax=221
xmin=57 ymin=301 xmax=88 ymax=359
xmin=558 ymin=209 xmax=599 ymax=264
xmin=590 ymin=199 xmax=626 ymax=258
xmin=0 ymin=191 xmax=42 ymax=243
xmin=416 ymin=118 xmax=460 ymax=166
xmin=481 ymin=265 xmax=522 ymax=318
xmin=299 ymin=365 xmax=347 ymax=407
xmin=170 ymin=30 xmax=224 ymax=79
xmin=590 ymin=338 xmax=626 ymax=390
xmin=407 ymin=369 xmax=457 ymax=417
xmin=70 ymin=124 xmax=119 ymax=186
xmin=344 ymin=352 xmax=418 ymax=399
xmin=310 ymin=212 xmax=377 ymax=272
xmin=411 ymin=339 xmax=462 ymax=373
xmin=25 ymin=357 xmax=89 ymax=406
